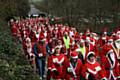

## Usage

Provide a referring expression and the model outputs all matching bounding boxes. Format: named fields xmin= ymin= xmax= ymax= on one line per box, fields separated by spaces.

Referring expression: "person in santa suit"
xmin=33 ymin=36 xmax=47 ymax=80
xmin=82 ymin=51 xmax=107 ymax=80
xmin=11 ymin=23 xmax=18 ymax=38
xmin=29 ymin=25 xmax=38 ymax=43
xmin=98 ymin=29 xmax=108 ymax=48
xmin=75 ymin=39 xmax=89 ymax=64
xmin=100 ymin=41 xmax=120 ymax=80
xmin=49 ymin=46 xmax=69 ymax=80
xmin=112 ymin=36 xmax=120 ymax=61
xmin=116 ymin=31 xmax=120 ymax=37
xmin=65 ymin=51 xmax=83 ymax=80
xmin=25 ymin=37 xmax=36 ymax=73
xmin=112 ymin=35 xmax=120 ymax=73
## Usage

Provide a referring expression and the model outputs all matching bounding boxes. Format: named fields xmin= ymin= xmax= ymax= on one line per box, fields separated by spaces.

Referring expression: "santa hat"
xmin=107 ymin=37 xmax=113 ymax=42
xmin=80 ymin=39 xmax=85 ymax=43
xmin=117 ymin=31 xmax=120 ymax=33
xmin=26 ymin=37 xmax=31 ymax=42
xmin=102 ymin=27 xmax=108 ymax=34
xmin=86 ymin=37 xmax=90 ymax=42
xmin=116 ymin=31 xmax=120 ymax=35
xmin=85 ymin=28 xmax=91 ymax=35
xmin=87 ymin=51 xmax=95 ymax=59
xmin=71 ymin=52 xmax=78 ymax=59
xmin=85 ymin=37 xmax=94 ymax=43
xmin=39 ymin=35 xmax=46 ymax=41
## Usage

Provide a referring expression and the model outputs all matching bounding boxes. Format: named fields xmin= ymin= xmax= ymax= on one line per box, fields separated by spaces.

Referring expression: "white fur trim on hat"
xmin=72 ymin=55 xmax=78 ymax=59
xmin=104 ymin=32 xmax=107 ymax=34
xmin=80 ymin=39 xmax=84 ymax=43
xmin=108 ymin=39 xmax=113 ymax=42
xmin=117 ymin=31 xmax=120 ymax=34
xmin=76 ymin=48 xmax=81 ymax=52
xmin=87 ymin=51 xmax=95 ymax=58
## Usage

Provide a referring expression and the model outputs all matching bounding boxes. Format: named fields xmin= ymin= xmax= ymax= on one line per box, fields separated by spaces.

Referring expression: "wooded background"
xmin=34 ymin=0 xmax=120 ymax=32
xmin=0 ymin=0 xmax=39 ymax=80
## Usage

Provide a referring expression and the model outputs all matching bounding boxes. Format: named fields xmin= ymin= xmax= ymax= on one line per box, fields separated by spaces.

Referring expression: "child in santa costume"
xmin=82 ymin=51 xmax=107 ymax=80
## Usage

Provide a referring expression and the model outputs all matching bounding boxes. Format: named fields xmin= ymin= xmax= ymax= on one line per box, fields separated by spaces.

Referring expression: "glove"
xmin=53 ymin=58 xmax=58 ymax=63
xmin=53 ymin=70 xmax=59 ymax=76
xmin=67 ymin=67 xmax=72 ymax=72
xmin=95 ymin=66 xmax=101 ymax=72
xmin=38 ymin=53 xmax=43 ymax=57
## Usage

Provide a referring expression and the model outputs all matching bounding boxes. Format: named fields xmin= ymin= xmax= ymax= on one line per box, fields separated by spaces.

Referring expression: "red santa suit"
xmin=47 ymin=55 xmax=53 ymax=80
xmin=75 ymin=39 xmax=89 ymax=63
xmin=11 ymin=23 xmax=18 ymax=37
xmin=50 ymin=47 xmax=68 ymax=79
xmin=65 ymin=51 xmax=83 ymax=80
xmin=100 ymin=44 xmax=120 ymax=80
xmin=98 ymin=33 xmax=108 ymax=47
xmin=29 ymin=30 xmax=38 ymax=43
xmin=82 ymin=52 xmax=107 ymax=80
xmin=112 ymin=36 xmax=120 ymax=60
xmin=25 ymin=37 xmax=35 ymax=60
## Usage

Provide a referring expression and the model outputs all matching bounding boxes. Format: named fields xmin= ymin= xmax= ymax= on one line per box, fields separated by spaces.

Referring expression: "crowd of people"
xmin=10 ymin=16 xmax=120 ymax=80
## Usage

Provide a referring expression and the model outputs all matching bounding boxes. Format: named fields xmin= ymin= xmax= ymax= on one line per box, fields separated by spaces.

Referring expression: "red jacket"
xmin=50 ymin=54 xmax=68 ymax=79
xmin=35 ymin=42 xmax=46 ymax=57
xmin=12 ymin=24 xmax=18 ymax=36
xmin=65 ymin=59 xmax=83 ymax=80
xmin=100 ymin=44 xmax=120 ymax=79
xmin=82 ymin=60 xmax=106 ymax=80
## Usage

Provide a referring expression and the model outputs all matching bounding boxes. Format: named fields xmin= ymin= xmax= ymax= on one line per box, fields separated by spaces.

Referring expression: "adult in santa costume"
xmin=85 ymin=36 xmax=99 ymax=57
xmin=65 ymin=51 xmax=83 ymax=80
xmin=100 ymin=40 xmax=120 ymax=80
xmin=75 ymin=39 xmax=89 ymax=64
xmin=11 ymin=23 xmax=18 ymax=38
xmin=25 ymin=37 xmax=36 ymax=73
xmin=112 ymin=36 xmax=120 ymax=61
xmin=49 ymin=46 xmax=69 ymax=80
xmin=33 ymin=36 xmax=47 ymax=80
xmin=82 ymin=51 xmax=107 ymax=80
xmin=98 ymin=29 xmax=108 ymax=48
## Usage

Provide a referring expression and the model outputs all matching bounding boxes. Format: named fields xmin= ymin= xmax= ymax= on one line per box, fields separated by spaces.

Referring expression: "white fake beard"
xmin=118 ymin=35 xmax=120 ymax=37
xmin=27 ymin=48 xmax=32 ymax=54
xmin=36 ymin=33 xmax=39 ymax=39
xmin=102 ymin=37 xmax=106 ymax=40
xmin=93 ymin=37 xmax=98 ymax=40
xmin=115 ymin=42 xmax=120 ymax=49
xmin=44 ymin=31 xmax=47 ymax=37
